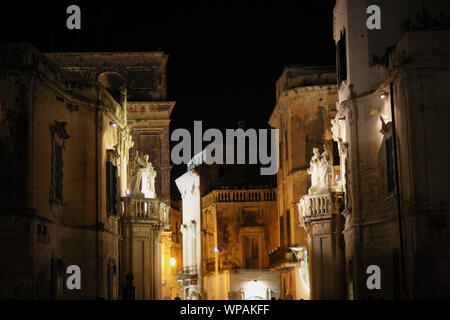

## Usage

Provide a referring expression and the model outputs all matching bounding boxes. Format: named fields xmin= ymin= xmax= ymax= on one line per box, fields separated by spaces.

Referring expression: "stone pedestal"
xmin=299 ymin=193 xmax=346 ymax=299
xmin=120 ymin=197 xmax=170 ymax=300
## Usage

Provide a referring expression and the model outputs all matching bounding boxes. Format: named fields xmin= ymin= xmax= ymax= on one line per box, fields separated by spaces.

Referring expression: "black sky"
xmin=0 ymin=0 xmax=337 ymax=198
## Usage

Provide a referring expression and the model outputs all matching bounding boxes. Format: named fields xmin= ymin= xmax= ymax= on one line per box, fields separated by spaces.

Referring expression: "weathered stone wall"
xmin=334 ymin=30 xmax=450 ymax=299
xmin=269 ymin=66 xmax=337 ymax=300
xmin=0 ymin=43 xmax=130 ymax=299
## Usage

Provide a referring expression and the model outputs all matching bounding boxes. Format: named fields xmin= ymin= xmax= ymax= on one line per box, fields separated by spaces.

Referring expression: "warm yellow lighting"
xmin=170 ymin=257 xmax=176 ymax=266
xmin=379 ymin=92 xmax=387 ymax=100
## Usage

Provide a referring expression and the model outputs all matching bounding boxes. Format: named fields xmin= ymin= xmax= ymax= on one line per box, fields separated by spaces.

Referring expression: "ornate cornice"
xmin=127 ymin=101 xmax=175 ymax=116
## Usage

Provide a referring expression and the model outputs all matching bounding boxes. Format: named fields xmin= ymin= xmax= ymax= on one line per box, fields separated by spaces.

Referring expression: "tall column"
xmin=175 ymin=170 xmax=202 ymax=299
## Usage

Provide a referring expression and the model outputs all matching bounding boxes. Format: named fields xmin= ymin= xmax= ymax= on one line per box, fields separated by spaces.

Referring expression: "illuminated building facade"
xmin=0 ymin=43 xmax=173 ymax=299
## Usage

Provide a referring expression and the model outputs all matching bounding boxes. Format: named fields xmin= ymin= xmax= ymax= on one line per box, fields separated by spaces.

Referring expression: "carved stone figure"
xmin=128 ymin=149 xmax=144 ymax=197
xmin=307 ymin=148 xmax=321 ymax=194
xmin=128 ymin=149 xmax=158 ymax=199
xmin=320 ymin=144 xmax=331 ymax=187
xmin=307 ymin=145 xmax=333 ymax=194
xmin=141 ymin=154 xmax=157 ymax=198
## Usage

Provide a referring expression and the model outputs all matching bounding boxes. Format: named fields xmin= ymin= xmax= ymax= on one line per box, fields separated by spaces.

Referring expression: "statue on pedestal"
xmin=307 ymin=145 xmax=333 ymax=195
xmin=141 ymin=154 xmax=157 ymax=199
xmin=128 ymin=150 xmax=157 ymax=198
xmin=320 ymin=145 xmax=331 ymax=187
xmin=307 ymin=148 xmax=321 ymax=194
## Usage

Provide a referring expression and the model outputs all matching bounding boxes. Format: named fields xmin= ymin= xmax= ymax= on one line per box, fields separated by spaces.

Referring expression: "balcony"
xmin=269 ymin=246 xmax=297 ymax=268
xmin=297 ymin=192 xmax=343 ymax=228
xmin=202 ymin=189 xmax=276 ymax=208
xmin=121 ymin=197 xmax=170 ymax=227
xmin=177 ymin=265 xmax=199 ymax=285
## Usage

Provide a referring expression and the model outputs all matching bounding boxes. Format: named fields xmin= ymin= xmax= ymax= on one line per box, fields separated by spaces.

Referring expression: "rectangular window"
xmin=242 ymin=208 xmax=259 ymax=225
xmin=55 ymin=144 xmax=63 ymax=202
xmin=106 ymin=161 xmax=120 ymax=216
xmin=286 ymin=210 xmax=291 ymax=246
xmin=332 ymin=141 xmax=340 ymax=166
xmin=386 ymin=137 xmax=395 ymax=193
xmin=337 ymin=30 xmax=347 ymax=86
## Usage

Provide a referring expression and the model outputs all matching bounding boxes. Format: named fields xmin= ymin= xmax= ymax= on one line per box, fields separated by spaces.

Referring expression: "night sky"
xmin=0 ymin=0 xmax=337 ymax=198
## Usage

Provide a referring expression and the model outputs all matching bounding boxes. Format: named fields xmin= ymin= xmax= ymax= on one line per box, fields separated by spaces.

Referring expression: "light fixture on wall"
xmin=170 ymin=257 xmax=176 ymax=267
xmin=379 ymin=92 xmax=387 ymax=100
xmin=110 ymin=121 xmax=117 ymax=127
xmin=125 ymin=189 xmax=131 ymax=196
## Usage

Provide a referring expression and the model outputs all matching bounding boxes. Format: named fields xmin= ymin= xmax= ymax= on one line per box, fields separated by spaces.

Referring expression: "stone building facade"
xmin=268 ymin=66 xmax=339 ymax=300
xmin=161 ymin=200 xmax=183 ymax=299
xmin=176 ymin=150 xmax=280 ymax=300
xmin=0 ymin=43 xmax=173 ymax=299
xmin=328 ymin=0 xmax=450 ymax=299
xmin=45 ymin=51 xmax=175 ymax=205
xmin=201 ymin=187 xmax=279 ymax=299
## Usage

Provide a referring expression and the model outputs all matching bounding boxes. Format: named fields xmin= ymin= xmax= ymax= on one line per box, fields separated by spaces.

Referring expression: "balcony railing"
xmin=298 ymin=192 xmax=344 ymax=228
xmin=269 ymin=246 xmax=296 ymax=267
xmin=121 ymin=197 xmax=170 ymax=226
xmin=298 ymin=193 xmax=335 ymax=218
xmin=176 ymin=265 xmax=199 ymax=283
xmin=202 ymin=189 xmax=276 ymax=207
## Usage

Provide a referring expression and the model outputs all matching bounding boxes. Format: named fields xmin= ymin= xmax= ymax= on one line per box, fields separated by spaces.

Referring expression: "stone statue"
xmin=320 ymin=144 xmax=331 ymax=187
xmin=141 ymin=154 xmax=157 ymax=199
xmin=307 ymin=148 xmax=321 ymax=194
xmin=307 ymin=145 xmax=333 ymax=194
xmin=128 ymin=150 xmax=157 ymax=198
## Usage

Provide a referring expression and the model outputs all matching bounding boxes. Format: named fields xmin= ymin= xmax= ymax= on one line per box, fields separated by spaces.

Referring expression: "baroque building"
xmin=286 ymin=0 xmax=450 ymax=300
xmin=328 ymin=0 xmax=450 ymax=299
xmin=0 ymin=43 xmax=174 ymax=299
xmin=268 ymin=66 xmax=339 ymax=300
xmin=175 ymin=149 xmax=280 ymax=300
xmin=161 ymin=200 xmax=183 ymax=299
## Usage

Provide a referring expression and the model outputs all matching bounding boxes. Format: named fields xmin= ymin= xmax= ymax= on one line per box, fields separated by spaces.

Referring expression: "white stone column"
xmin=175 ymin=170 xmax=202 ymax=298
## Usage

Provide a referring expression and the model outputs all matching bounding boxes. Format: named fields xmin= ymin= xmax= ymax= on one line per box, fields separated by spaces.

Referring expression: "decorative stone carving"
xmin=307 ymin=145 xmax=333 ymax=195
xmin=127 ymin=149 xmax=157 ymax=198
xmin=379 ymin=116 xmax=392 ymax=137
xmin=320 ymin=145 xmax=332 ymax=188
xmin=331 ymin=118 xmax=341 ymax=143
xmin=50 ymin=121 xmax=70 ymax=147
xmin=106 ymin=145 xmax=120 ymax=165
xmin=141 ymin=154 xmax=157 ymax=199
